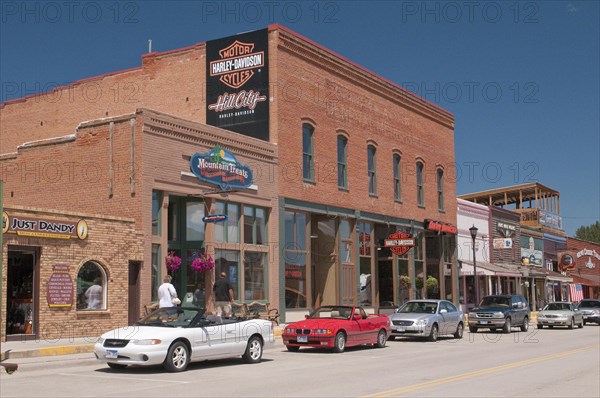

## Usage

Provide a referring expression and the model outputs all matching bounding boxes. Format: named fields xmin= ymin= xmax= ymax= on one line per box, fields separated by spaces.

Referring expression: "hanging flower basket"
xmin=165 ymin=251 xmax=182 ymax=272
xmin=190 ymin=253 xmax=215 ymax=272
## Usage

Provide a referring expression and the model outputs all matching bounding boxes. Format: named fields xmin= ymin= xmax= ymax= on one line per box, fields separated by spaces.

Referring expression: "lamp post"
xmin=469 ymin=225 xmax=479 ymax=305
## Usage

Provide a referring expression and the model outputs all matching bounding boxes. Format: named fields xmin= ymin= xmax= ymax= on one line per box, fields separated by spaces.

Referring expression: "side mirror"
xmin=305 ymin=314 xmax=310 ymax=319
xmin=512 ymin=303 xmax=519 ymax=309
xmin=440 ymin=309 xmax=447 ymax=314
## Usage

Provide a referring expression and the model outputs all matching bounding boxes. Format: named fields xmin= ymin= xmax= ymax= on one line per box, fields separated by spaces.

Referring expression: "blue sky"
xmin=1 ymin=0 xmax=598 ymax=236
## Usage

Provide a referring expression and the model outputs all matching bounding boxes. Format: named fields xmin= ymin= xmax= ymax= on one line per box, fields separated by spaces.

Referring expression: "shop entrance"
xmin=6 ymin=248 xmax=38 ymax=339
xmin=311 ymin=216 xmax=337 ymax=308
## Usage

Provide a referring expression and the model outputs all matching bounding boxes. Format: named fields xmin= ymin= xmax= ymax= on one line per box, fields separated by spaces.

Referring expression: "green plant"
xmin=415 ymin=276 xmax=424 ymax=290
xmin=399 ymin=275 xmax=411 ymax=289
xmin=425 ymin=276 xmax=439 ymax=293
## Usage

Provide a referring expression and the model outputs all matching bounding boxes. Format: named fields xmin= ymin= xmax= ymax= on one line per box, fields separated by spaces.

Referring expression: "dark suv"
xmin=578 ymin=299 xmax=600 ymax=325
xmin=468 ymin=294 xmax=530 ymax=333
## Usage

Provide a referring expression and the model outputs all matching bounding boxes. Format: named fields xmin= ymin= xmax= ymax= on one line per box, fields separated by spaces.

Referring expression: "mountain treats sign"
xmin=190 ymin=145 xmax=253 ymax=190
xmin=206 ymin=28 xmax=269 ymax=141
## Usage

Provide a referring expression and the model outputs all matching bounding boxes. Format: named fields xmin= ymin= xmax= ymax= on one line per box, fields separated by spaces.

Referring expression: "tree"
xmin=575 ymin=221 xmax=600 ymax=244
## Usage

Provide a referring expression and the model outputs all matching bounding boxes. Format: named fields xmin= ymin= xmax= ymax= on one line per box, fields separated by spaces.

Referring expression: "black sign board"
xmin=206 ymin=28 xmax=269 ymax=141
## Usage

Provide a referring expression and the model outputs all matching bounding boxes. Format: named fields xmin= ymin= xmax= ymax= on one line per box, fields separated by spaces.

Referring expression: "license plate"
xmin=548 ymin=320 xmax=554 ymax=324
xmin=297 ymin=336 xmax=308 ymax=343
xmin=105 ymin=350 xmax=118 ymax=359
xmin=480 ymin=320 xmax=488 ymax=324
xmin=396 ymin=328 xmax=405 ymax=332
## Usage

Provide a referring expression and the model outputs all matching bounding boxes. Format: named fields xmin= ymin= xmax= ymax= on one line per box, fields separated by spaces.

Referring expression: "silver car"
xmin=387 ymin=300 xmax=464 ymax=342
xmin=537 ymin=302 xmax=584 ymax=329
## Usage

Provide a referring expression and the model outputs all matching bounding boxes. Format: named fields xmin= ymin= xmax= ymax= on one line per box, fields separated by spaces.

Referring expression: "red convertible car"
xmin=282 ymin=306 xmax=391 ymax=353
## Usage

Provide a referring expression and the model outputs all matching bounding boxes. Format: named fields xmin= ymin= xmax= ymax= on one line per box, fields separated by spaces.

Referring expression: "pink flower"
xmin=191 ymin=253 xmax=215 ymax=272
xmin=165 ymin=251 xmax=182 ymax=271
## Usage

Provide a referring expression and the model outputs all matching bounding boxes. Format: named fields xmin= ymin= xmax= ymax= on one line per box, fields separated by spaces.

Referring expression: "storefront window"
xmin=151 ymin=244 xmax=161 ymax=302
xmin=186 ymin=202 xmax=205 ymax=241
xmin=168 ymin=200 xmax=178 ymax=241
xmin=186 ymin=248 xmax=207 ymax=307
xmin=244 ymin=252 xmax=267 ymax=301
xmin=285 ymin=211 xmax=307 ymax=309
xmin=76 ymin=261 xmax=107 ymax=310
xmin=244 ymin=205 xmax=267 ymax=245
xmin=152 ymin=190 xmax=162 ymax=236
xmin=340 ymin=219 xmax=352 ymax=263
xmin=358 ymin=221 xmax=373 ymax=306
xmin=398 ymin=254 xmax=409 ymax=305
xmin=414 ymin=232 xmax=424 ymax=299
xmin=215 ymin=250 xmax=239 ymax=301
xmin=215 ymin=201 xmax=240 ymax=243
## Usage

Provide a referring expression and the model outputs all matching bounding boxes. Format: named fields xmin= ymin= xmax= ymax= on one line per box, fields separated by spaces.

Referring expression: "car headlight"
xmin=415 ymin=319 xmax=429 ymax=326
xmin=468 ymin=312 xmax=477 ymax=318
xmin=96 ymin=337 xmax=105 ymax=344
xmin=313 ymin=329 xmax=333 ymax=335
xmin=493 ymin=312 xmax=504 ymax=318
xmin=131 ymin=339 xmax=162 ymax=345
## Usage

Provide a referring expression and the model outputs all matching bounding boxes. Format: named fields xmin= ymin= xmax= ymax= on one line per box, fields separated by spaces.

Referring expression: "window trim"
xmin=337 ymin=135 xmax=348 ymax=190
xmin=393 ymin=153 xmax=402 ymax=202
xmin=76 ymin=260 xmax=108 ymax=311
xmin=437 ymin=168 xmax=444 ymax=212
xmin=368 ymin=145 xmax=377 ymax=196
xmin=416 ymin=161 xmax=424 ymax=207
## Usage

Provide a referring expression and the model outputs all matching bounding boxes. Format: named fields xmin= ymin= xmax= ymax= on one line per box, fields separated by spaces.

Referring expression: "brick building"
xmin=1 ymin=25 xmax=456 ymax=340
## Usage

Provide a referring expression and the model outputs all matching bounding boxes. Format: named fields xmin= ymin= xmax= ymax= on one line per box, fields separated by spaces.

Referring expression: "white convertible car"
xmin=94 ymin=307 xmax=275 ymax=372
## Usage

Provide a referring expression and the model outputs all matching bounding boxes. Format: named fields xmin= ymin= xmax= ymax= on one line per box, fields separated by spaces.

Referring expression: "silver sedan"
xmin=537 ymin=302 xmax=584 ymax=329
xmin=387 ymin=300 xmax=464 ymax=342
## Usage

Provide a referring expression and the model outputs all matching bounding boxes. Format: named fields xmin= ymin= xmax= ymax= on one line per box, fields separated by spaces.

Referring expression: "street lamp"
xmin=469 ymin=225 xmax=479 ymax=305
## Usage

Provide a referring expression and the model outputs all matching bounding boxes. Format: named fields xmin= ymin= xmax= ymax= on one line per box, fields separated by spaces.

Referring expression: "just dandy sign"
xmin=190 ymin=145 xmax=253 ymax=190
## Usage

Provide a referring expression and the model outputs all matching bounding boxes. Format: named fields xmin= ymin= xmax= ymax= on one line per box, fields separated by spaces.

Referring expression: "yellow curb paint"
xmin=4 ymin=345 xmax=94 ymax=359
xmin=362 ymin=344 xmax=599 ymax=398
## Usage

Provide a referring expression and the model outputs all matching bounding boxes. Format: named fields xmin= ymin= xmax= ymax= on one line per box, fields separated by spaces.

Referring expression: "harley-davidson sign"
xmin=384 ymin=232 xmax=415 ymax=256
xmin=206 ymin=29 xmax=269 ymax=141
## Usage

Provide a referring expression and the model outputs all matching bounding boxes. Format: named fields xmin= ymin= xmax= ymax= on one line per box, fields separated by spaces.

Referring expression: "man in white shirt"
xmin=158 ymin=275 xmax=178 ymax=308
xmin=85 ymin=277 xmax=103 ymax=309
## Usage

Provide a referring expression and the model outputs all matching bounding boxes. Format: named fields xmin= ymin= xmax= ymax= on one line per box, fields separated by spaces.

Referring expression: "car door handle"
xmin=226 ymin=330 xmax=236 ymax=334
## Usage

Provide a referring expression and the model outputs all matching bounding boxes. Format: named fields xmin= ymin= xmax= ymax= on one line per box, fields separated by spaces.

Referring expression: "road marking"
xmin=362 ymin=344 xmax=600 ymax=397
xmin=58 ymin=373 xmax=189 ymax=384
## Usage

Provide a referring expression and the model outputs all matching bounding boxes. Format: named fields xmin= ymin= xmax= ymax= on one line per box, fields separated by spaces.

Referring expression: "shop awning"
xmin=569 ymin=273 xmax=600 ymax=287
xmin=545 ymin=271 xmax=573 ymax=283
xmin=459 ymin=260 xmax=521 ymax=277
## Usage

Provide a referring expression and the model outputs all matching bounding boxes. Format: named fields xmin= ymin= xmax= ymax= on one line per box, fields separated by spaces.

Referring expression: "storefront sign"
xmin=424 ymin=219 xmax=457 ymax=234
xmin=202 ymin=214 xmax=228 ymax=223
xmin=539 ymin=210 xmax=562 ymax=229
xmin=558 ymin=252 xmax=576 ymax=272
xmin=521 ymin=236 xmax=543 ymax=267
xmin=47 ymin=265 xmax=74 ymax=308
xmin=493 ymin=238 xmax=513 ymax=249
xmin=2 ymin=212 xmax=88 ymax=240
xmin=206 ymin=28 xmax=269 ymax=141
xmin=384 ymin=232 xmax=415 ymax=256
xmin=576 ymin=249 xmax=598 ymax=269
xmin=190 ymin=145 xmax=253 ymax=190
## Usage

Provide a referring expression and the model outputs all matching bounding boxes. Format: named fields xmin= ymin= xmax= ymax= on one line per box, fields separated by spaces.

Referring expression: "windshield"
xmin=479 ymin=296 xmax=510 ymax=307
xmin=544 ymin=303 xmax=570 ymax=311
xmin=137 ymin=307 xmax=204 ymax=328
xmin=398 ymin=302 xmax=438 ymax=314
xmin=310 ymin=306 xmax=353 ymax=320
xmin=579 ymin=300 xmax=600 ymax=308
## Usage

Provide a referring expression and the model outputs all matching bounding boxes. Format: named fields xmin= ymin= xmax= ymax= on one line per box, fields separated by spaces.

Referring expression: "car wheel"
xmin=578 ymin=320 xmax=584 ymax=329
xmin=242 ymin=336 xmax=263 ymax=364
xmin=375 ymin=330 xmax=387 ymax=348
xmin=333 ymin=332 xmax=346 ymax=353
xmin=469 ymin=325 xmax=478 ymax=333
xmin=520 ymin=317 xmax=529 ymax=332
xmin=568 ymin=318 xmax=574 ymax=329
xmin=502 ymin=318 xmax=511 ymax=334
xmin=537 ymin=324 xmax=543 ymax=329
xmin=428 ymin=324 xmax=439 ymax=342
xmin=163 ymin=341 xmax=190 ymax=372
xmin=286 ymin=345 xmax=300 ymax=352
xmin=107 ymin=363 xmax=127 ymax=370
xmin=583 ymin=320 xmax=587 ymax=325
xmin=454 ymin=322 xmax=464 ymax=339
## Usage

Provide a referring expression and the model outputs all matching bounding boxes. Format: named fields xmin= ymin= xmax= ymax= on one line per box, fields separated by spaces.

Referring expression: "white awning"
xmin=459 ymin=263 xmax=495 ymax=276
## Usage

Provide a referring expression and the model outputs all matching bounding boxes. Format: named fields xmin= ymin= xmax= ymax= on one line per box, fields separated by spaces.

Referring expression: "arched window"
xmin=368 ymin=145 xmax=377 ymax=195
xmin=337 ymin=135 xmax=348 ymax=189
xmin=302 ymin=124 xmax=315 ymax=182
xmin=393 ymin=154 xmax=401 ymax=202
xmin=437 ymin=168 xmax=444 ymax=211
xmin=416 ymin=161 xmax=424 ymax=207
xmin=76 ymin=261 xmax=107 ymax=310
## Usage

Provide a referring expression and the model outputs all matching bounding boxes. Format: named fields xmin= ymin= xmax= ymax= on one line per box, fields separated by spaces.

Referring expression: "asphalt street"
xmin=1 ymin=325 xmax=599 ymax=397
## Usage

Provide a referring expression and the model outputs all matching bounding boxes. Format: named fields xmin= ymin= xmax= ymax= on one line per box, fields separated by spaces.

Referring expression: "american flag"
xmin=569 ymin=284 xmax=584 ymax=302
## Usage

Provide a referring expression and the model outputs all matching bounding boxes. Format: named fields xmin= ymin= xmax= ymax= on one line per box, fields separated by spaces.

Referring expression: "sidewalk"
xmin=1 ymin=326 xmax=285 ymax=361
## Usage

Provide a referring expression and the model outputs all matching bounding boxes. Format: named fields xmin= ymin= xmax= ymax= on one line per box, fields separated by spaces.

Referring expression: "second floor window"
xmin=393 ymin=154 xmax=401 ymax=202
xmin=437 ymin=168 xmax=444 ymax=211
xmin=417 ymin=161 xmax=424 ymax=207
xmin=368 ymin=145 xmax=377 ymax=195
xmin=302 ymin=124 xmax=314 ymax=182
xmin=337 ymin=135 xmax=348 ymax=189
